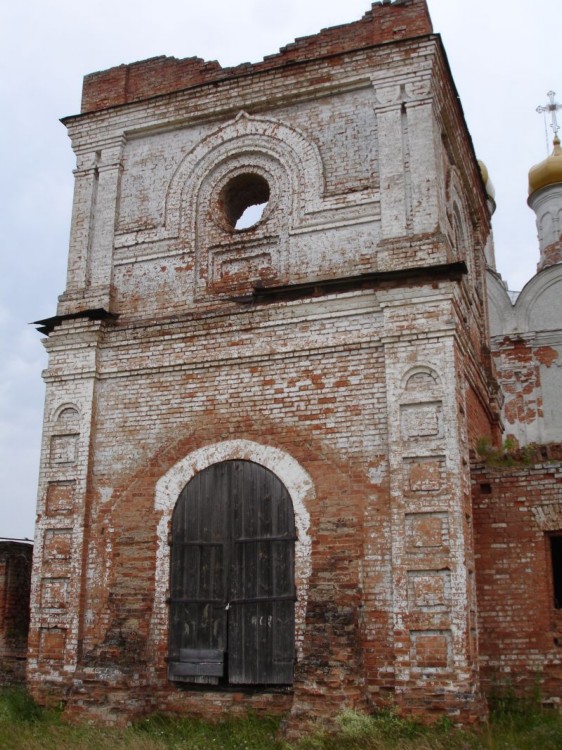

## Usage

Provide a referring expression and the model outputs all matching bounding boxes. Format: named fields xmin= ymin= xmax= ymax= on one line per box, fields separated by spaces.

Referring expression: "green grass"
xmin=2 ymin=687 xmax=562 ymax=749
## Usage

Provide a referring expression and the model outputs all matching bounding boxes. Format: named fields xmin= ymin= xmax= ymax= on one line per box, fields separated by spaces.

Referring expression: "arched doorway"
xmin=168 ymin=460 xmax=296 ymax=685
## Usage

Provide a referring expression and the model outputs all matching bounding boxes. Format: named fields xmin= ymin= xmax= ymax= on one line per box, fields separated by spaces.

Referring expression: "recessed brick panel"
xmin=208 ymin=246 xmax=276 ymax=293
xmin=42 ymin=530 xmax=72 ymax=562
xmin=39 ymin=628 xmax=66 ymax=661
xmin=403 ymin=456 xmax=446 ymax=494
xmin=400 ymin=402 xmax=443 ymax=440
xmin=410 ymin=630 xmax=451 ymax=670
xmin=407 ymin=570 xmax=451 ymax=612
xmin=49 ymin=434 xmax=78 ymax=465
xmin=40 ymin=578 xmax=70 ymax=610
xmin=405 ymin=512 xmax=449 ymax=551
xmin=46 ymin=482 xmax=75 ymax=515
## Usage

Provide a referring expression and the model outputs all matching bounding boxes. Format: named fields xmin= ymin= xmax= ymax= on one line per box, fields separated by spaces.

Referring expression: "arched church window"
xmin=168 ymin=460 xmax=296 ymax=686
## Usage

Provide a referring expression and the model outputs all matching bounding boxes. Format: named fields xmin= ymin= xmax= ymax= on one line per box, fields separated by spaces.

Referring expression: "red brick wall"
xmin=466 ymin=383 xmax=497 ymax=447
xmin=30 ymin=322 xmax=487 ymax=726
xmin=491 ymin=333 xmax=560 ymax=445
xmin=0 ymin=542 xmax=33 ymax=684
xmin=53 ymin=338 xmax=386 ymax=722
xmin=472 ymin=450 xmax=562 ymax=703
xmin=81 ymin=0 xmax=432 ymax=113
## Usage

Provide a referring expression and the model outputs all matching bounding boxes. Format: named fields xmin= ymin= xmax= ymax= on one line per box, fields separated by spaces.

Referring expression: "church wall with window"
xmin=472 ymin=451 xmax=562 ymax=703
xmin=473 ymin=95 xmax=562 ymax=705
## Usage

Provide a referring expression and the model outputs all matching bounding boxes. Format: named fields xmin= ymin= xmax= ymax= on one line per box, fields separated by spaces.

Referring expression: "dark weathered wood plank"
xmin=169 ymin=661 xmax=224 ymax=677
xmin=180 ymin=648 xmax=223 ymax=661
xmin=169 ymin=460 xmax=295 ymax=685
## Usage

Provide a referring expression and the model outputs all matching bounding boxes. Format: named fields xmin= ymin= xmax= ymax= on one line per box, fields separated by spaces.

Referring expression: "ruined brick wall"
xmin=80 ymin=0 xmax=433 ymax=114
xmin=538 ymin=237 xmax=562 ymax=271
xmin=487 ymin=263 xmax=562 ymax=447
xmin=29 ymin=0 xmax=497 ymax=728
xmin=0 ymin=541 xmax=33 ymax=684
xmin=492 ymin=334 xmax=561 ymax=445
xmin=472 ymin=448 xmax=562 ymax=704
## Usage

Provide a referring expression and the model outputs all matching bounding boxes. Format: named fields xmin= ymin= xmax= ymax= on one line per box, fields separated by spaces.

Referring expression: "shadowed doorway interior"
xmin=168 ymin=460 xmax=296 ymax=686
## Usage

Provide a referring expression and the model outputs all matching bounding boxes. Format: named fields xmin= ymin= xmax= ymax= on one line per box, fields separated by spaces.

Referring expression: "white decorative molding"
xmin=165 ymin=112 xmax=325 ymax=236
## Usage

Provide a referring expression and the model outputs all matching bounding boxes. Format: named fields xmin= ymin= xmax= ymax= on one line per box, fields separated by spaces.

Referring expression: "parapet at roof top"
xmin=79 ymin=0 xmax=433 ymax=114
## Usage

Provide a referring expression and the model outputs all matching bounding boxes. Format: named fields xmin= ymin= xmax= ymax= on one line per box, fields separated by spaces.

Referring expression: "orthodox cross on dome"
xmin=537 ymin=90 xmax=561 ymax=140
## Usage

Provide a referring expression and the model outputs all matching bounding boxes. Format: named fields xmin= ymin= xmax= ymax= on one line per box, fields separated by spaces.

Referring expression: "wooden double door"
xmin=168 ymin=460 xmax=296 ymax=685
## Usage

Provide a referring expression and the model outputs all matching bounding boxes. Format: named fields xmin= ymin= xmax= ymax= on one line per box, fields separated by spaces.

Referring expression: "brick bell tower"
xmin=29 ymin=0 xmax=500 ymax=727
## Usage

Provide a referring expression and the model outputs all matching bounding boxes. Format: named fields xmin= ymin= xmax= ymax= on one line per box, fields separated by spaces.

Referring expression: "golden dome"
xmin=528 ymin=136 xmax=562 ymax=195
xmin=478 ymin=160 xmax=489 ymax=184
xmin=478 ymin=159 xmax=496 ymax=200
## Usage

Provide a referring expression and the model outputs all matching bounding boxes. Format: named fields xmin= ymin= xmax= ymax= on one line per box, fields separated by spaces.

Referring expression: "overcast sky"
xmin=1 ymin=0 xmax=560 ymax=540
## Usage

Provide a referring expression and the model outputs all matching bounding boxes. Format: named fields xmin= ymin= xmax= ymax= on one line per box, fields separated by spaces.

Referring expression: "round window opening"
xmin=220 ymin=173 xmax=270 ymax=231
